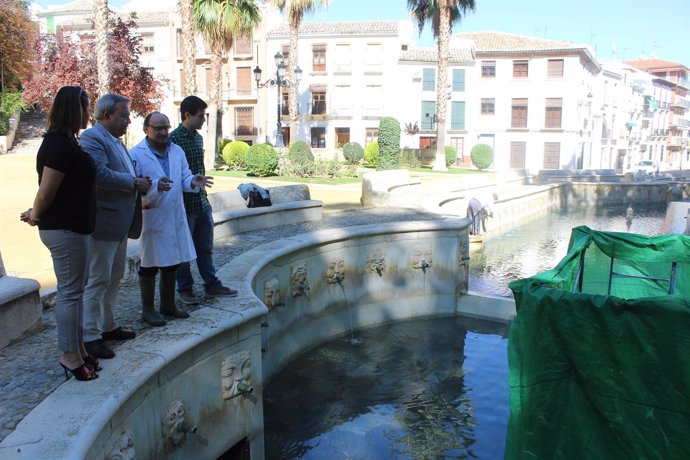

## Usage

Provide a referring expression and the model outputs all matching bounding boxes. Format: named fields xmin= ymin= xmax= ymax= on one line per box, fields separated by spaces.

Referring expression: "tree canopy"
xmin=23 ymin=15 xmax=163 ymax=116
xmin=0 ymin=0 xmax=38 ymax=90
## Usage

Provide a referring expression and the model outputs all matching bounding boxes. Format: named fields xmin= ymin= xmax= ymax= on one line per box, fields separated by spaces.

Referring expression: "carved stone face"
xmin=222 ymin=351 xmax=251 ymax=400
xmin=326 ymin=258 xmax=345 ymax=284
xmin=412 ymin=246 xmax=433 ymax=269
xmin=106 ymin=431 xmax=135 ymax=460
xmin=291 ymin=264 xmax=307 ymax=297
xmin=366 ymin=249 xmax=385 ymax=274
xmin=163 ymin=400 xmax=187 ymax=446
xmin=263 ymin=278 xmax=280 ymax=308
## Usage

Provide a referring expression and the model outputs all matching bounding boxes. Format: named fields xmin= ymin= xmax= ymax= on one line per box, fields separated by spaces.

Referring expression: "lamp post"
xmin=254 ymin=52 xmax=302 ymax=148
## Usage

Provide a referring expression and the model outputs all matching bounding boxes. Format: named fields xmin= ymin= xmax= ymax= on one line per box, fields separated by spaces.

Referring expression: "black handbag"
xmin=247 ymin=189 xmax=272 ymax=208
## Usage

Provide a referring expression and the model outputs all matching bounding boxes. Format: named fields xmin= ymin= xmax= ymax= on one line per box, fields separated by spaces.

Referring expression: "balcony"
xmin=224 ymin=88 xmax=258 ymax=101
xmin=235 ymin=126 xmax=258 ymax=136
xmin=311 ymin=102 xmax=327 ymax=116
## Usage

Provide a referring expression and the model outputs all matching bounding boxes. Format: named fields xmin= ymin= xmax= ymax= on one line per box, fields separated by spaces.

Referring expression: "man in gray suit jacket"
xmin=81 ymin=94 xmax=152 ymax=359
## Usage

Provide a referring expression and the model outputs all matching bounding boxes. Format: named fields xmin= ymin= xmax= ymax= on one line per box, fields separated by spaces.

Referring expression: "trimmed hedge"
xmin=288 ymin=140 xmax=314 ymax=164
xmin=245 ymin=143 xmax=279 ymax=176
xmin=364 ymin=141 xmax=379 ymax=167
xmin=470 ymin=143 xmax=494 ymax=170
xmin=221 ymin=140 xmax=250 ymax=169
xmin=445 ymin=146 xmax=457 ymax=167
xmin=377 ymin=117 xmax=401 ymax=170
xmin=342 ymin=142 xmax=364 ymax=165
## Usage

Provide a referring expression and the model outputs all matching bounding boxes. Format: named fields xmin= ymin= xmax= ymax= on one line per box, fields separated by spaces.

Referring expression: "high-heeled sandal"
xmin=60 ymin=362 xmax=98 ymax=381
xmin=83 ymin=355 xmax=102 ymax=372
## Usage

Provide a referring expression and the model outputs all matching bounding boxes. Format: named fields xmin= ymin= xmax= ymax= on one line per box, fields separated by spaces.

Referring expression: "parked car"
xmin=636 ymin=160 xmax=659 ymax=175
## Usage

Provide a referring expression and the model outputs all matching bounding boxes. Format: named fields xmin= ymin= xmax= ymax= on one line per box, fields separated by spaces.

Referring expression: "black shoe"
xmin=84 ymin=339 xmax=115 ymax=359
xmin=102 ymin=326 xmax=136 ymax=341
xmin=205 ymin=285 xmax=238 ymax=297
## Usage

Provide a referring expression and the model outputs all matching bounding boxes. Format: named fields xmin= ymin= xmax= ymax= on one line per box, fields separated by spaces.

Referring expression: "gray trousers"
xmin=83 ymin=237 xmax=127 ymax=342
xmin=39 ymin=229 xmax=92 ymax=352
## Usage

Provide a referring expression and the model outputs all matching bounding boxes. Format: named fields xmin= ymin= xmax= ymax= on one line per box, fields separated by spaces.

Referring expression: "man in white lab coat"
xmin=130 ymin=112 xmax=214 ymax=326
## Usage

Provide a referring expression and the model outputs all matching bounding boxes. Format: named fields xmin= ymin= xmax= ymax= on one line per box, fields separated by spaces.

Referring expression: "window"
xmin=547 ymin=59 xmax=564 ymax=78
xmin=234 ymin=34 xmax=252 ymax=55
xmin=312 ymin=44 xmax=326 ymax=72
xmin=510 ymin=142 xmax=526 ymax=169
xmin=204 ymin=67 xmax=212 ymax=98
xmin=545 ymin=98 xmax=563 ymax=128
xmin=281 ymin=44 xmax=289 ymax=62
xmin=235 ymin=107 xmax=254 ymax=135
xmin=236 ymin=67 xmax=252 ymax=95
xmin=311 ymin=127 xmax=326 ymax=148
xmin=311 ymin=88 xmax=327 ymax=115
xmin=365 ymin=128 xmax=378 ymax=145
xmin=450 ymin=101 xmax=465 ymax=130
xmin=423 ymin=68 xmax=435 ymax=91
xmin=481 ymin=61 xmax=496 ymax=78
xmin=452 ymin=69 xmax=465 ymax=91
xmin=334 ymin=44 xmax=351 ymax=73
xmin=364 ymin=85 xmax=383 ymax=112
xmin=281 ymin=91 xmax=289 ymax=115
xmin=421 ymin=101 xmax=436 ymax=130
xmin=335 ymin=127 xmax=350 ymax=147
xmin=332 ymin=85 xmax=351 ymax=115
xmin=141 ymin=34 xmax=155 ymax=53
xmin=513 ymin=60 xmax=528 ymax=78
xmin=365 ymin=43 xmax=383 ymax=67
xmin=481 ymin=98 xmax=495 ymax=115
xmin=511 ymin=98 xmax=528 ymax=128
xmin=543 ymin=142 xmax=560 ymax=169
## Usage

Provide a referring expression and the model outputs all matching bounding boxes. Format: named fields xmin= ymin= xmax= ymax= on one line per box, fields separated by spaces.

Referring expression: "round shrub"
xmin=444 ymin=146 xmax=457 ymax=167
xmin=470 ymin=144 xmax=494 ymax=171
xmin=342 ymin=142 xmax=364 ymax=165
xmin=288 ymin=140 xmax=314 ymax=164
xmin=221 ymin=140 xmax=250 ymax=169
xmin=244 ymin=143 xmax=279 ymax=177
xmin=364 ymin=141 xmax=379 ymax=167
xmin=377 ymin=117 xmax=401 ymax=170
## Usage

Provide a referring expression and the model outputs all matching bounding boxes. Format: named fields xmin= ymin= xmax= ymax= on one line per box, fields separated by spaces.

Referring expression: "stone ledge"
xmin=0 ymin=276 xmax=42 ymax=349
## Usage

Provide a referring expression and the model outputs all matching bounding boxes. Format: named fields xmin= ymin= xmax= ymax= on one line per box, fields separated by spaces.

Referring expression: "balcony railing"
xmin=311 ymin=102 xmax=327 ymax=115
xmin=235 ymin=127 xmax=258 ymax=136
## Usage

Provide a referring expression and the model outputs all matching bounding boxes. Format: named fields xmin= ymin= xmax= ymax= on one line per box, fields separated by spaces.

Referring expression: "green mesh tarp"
xmin=506 ymin=226 xmax=690 ymax=460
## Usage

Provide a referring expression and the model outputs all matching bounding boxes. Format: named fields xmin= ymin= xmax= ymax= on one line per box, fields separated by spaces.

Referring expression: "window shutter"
xmin=421 ymin=101 xmax=436 ymax=130
xmin=451 ymin=101 xmax=465 ymax=130
xmin=452 ymin=69 xmax=465 ymax=92
xmin=423 ymin=68 xmax=435 ymax=91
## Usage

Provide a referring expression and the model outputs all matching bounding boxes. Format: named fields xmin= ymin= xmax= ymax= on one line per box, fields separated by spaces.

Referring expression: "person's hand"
xmin=20 ymin=208 xmax=39 ymax=226
xmin=135 ymin=176 xmax=152 ymax=193
xmin=192 ymin=175 xmax=214 ymax=189
xmin=157 ymin=177 xmax=173 ymax=192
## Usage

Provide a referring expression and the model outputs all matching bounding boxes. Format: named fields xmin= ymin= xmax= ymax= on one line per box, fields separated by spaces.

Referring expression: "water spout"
xmin=174 ymin=420 xmax=197 ymax=436
xmin=417 ymin=260 xmax=431 ymax=273
xmin=334 ymin=271 xmax=345 ymax=283
xmin=297 ymin=281 xmax=310 ymax=299
xmin=372 ymin=262 xmax=384 ymax=277
xmin=237 ymin=381 xmax=257 ymax=404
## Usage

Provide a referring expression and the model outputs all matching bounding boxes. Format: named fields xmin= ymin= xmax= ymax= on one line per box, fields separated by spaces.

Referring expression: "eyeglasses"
xmin=147 ymin=125 xmax=171 ymax=132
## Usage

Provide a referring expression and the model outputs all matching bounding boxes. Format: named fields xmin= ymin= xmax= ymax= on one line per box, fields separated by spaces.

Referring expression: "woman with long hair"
xmin=20 ymin=86 xmax=99 ymax=381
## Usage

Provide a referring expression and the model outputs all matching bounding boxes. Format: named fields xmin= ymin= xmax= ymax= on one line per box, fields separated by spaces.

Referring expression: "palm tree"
xmin=94 ymin=0 xmax=109 ymax=96
xmin=192 ymin=0 xmax=261 ymax=169
xmin=409 ymin=0 xmax=476 ymax=171
xmin=179 ymin=0 xmax=197 ymax=95
xmin=269 ymin=0 xmax=328 ymax=145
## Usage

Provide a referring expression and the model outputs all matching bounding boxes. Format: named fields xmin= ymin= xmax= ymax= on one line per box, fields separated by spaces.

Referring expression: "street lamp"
xmin=254 ymin=52 xmax=302 ymax=148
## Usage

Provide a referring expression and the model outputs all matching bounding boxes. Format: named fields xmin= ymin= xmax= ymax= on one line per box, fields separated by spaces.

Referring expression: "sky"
xmin=32 ymin=0 xmax=690 ymax=66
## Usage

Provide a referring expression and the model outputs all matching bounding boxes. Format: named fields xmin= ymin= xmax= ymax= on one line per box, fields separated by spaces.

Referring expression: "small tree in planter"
xmin=470 ymin=143 xmax=494 ymax=171
xmin=377 ymin=116 xmax=401 ymax=171
xmin=245 ymin=143 xmax=279 ymax=177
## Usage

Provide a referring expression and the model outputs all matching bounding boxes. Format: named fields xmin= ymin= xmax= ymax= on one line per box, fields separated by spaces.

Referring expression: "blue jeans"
xmin=176 ymin=207 xmax=221 ymax=292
